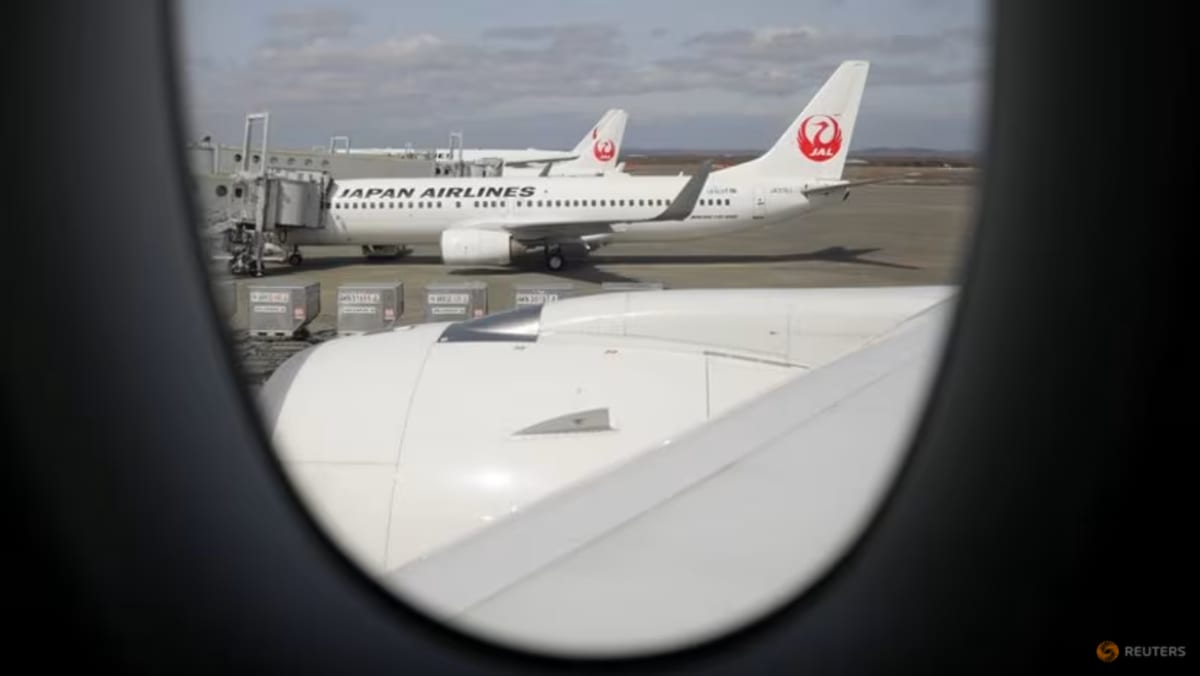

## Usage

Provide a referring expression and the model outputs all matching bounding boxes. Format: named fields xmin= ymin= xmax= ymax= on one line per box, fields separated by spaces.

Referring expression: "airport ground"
xmin=215 ymin=168 xmax=976 ymax=383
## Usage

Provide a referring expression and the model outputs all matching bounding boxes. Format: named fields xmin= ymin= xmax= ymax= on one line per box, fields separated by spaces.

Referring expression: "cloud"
xmin=482 ymin=23 xmax=626 ymax=57
xmin=666 ymin=24 xmax=983 ymax=95
xmin=184 ymin=15 xmax=984 ymax=149
xmin=268 ymin=8 xmax=359 ymax=43
xmin=682 ymin=24 xmax=975 ymax=63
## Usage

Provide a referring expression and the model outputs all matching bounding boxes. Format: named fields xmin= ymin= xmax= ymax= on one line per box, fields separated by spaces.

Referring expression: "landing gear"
xmin=545 ymin=248 xmax=566 ymax=271
xmin=362 ymin=245 xmax=412 ymax=260
xmin=287 ymin=247 xmax=303 ymax=267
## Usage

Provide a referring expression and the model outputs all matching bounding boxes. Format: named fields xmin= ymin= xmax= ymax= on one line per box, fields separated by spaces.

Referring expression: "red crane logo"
xmin=797 ymin=114 xmax=842 ymax=162
xmin=593 ymin=139 xmax=616 ymax=162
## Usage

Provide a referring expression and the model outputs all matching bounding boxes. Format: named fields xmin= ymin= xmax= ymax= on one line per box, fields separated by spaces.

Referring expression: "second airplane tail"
xmin=565 ymin=109 xmax=628 ymax=173
xmin=722 ymin=61 xmax=869 ymax=181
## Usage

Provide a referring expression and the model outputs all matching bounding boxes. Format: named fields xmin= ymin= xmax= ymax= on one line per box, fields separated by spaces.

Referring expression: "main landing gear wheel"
xmin=545 ymin=251 xmax=566 ymax=271
xmin=287 ymin=251 xmax=303 ymax=266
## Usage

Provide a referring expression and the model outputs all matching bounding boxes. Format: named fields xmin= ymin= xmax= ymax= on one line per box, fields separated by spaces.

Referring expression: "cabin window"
xmin=725 ymin=198 xmax=731 ymax=206
xmin=456 ymin=201 xmax=462 ymax=208
xmin=591 ymin=200 xmax=597 ymax=207
xmin=437 ymin=201 xmax=443 ymax=208
xmin=619 ymin=199 xmax=625 ymax=206
xmin=537 ymin=200 xmax=544 ymax=207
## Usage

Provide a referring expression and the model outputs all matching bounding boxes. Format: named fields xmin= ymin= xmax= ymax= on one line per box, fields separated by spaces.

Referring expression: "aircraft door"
xmin=753 ymin=186 xmax=767 ymax=219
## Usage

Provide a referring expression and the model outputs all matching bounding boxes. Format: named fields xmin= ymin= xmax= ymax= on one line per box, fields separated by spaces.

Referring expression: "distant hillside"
xmin=854 ymin=147 xmax=973 ymax=157
xmin=625 ymin=146 xmax=976 ymax=165
xmin=623 ymin=148 xmax=761 ymax=157
xmin=622 ymin=146 xmax=977 ymax=168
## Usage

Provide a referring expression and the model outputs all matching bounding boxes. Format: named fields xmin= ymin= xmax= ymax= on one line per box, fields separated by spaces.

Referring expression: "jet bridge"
xmin=192 ymin=112 xmax=507 ymax=275
xmin=211 ymin=113 xmax=338 ymax=276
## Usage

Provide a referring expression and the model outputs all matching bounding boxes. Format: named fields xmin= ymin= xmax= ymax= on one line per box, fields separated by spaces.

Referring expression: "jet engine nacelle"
xmin=440 ymin=229 xmax=526 ymax=265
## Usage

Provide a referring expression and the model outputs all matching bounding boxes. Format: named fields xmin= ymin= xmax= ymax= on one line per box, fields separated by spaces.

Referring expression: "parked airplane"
xmin=348 ymin=109 xmax=626 ymax=171
xmin=279 ymin=61 xmax=871 ymax=272
xmin=348 ymin=111 xmax=627 ymax=262
xmin=502 ymin=109 xmax=628 ymax=177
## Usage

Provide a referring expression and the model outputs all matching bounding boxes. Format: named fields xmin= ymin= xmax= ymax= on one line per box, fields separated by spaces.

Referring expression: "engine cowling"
xmin=440 ymin=229 xmax=525 ymax=265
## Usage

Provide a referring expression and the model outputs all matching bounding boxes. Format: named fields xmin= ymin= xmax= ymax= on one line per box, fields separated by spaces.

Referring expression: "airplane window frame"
xmin=10 ymin=1 xmax=1188 ymax=671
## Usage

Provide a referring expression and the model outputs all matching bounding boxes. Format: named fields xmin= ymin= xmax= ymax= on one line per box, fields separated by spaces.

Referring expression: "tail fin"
xmin=565 ymin=109 xmax=628 ymax=172
xmin=723 ymin=61 xmax=869 ymax=180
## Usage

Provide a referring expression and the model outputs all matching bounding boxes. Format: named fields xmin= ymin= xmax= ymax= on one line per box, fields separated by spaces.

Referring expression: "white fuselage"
xmin=289 ymin=172 xmax=844 ymax=248
xmin=347 ymin=148 xmax=577 ymax=165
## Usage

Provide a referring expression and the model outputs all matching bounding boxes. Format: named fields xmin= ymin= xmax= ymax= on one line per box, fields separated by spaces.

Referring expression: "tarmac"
xmin=214 ymin=182 xmax=975 ymax=383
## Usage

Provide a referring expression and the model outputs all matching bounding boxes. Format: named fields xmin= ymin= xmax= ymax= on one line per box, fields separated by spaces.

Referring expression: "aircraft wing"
xmin=505 ymin=220 xmax=616 ymax=242
xmin=383 ymin=290 xmax=954 ymax=655
xmin=802 ymin=172 xmax=921 ymax=196
xmin=504 ymin=154 xmax=580 ymax=168
xmin=259 ymin=285 xmax=954 ymax=655
xmin=498 ymin=160 xmax=712 ymax=244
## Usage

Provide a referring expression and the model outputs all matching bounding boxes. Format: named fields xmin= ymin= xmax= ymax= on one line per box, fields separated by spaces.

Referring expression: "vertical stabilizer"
xmin=720 ymin=61 xmax=869 ymax=180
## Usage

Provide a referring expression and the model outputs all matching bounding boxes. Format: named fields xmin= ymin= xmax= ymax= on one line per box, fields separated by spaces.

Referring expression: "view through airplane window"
xmin=179 ymin=0 xmax=985 ymax=657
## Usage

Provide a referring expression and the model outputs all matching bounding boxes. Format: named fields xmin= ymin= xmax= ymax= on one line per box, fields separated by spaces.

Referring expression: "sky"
xmin=179 ymin=0 xmax=987 ymax=152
